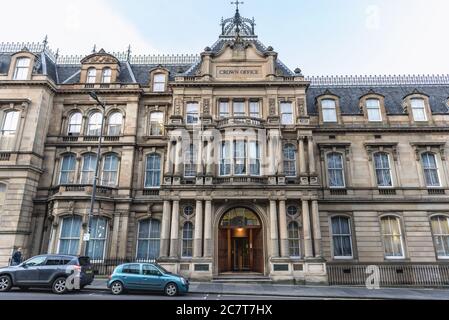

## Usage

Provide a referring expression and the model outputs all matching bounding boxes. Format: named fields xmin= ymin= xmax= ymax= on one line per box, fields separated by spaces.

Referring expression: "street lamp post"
xmin=84 ymin=91 xmax=106 ymax=256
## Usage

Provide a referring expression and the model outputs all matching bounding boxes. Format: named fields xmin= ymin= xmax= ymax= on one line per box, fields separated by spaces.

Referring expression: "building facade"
xmin=0 ymin=8 xmax=449 ymax=284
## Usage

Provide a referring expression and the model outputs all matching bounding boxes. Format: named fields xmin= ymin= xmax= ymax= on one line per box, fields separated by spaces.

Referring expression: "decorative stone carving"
xmin=297 ymin=98 xmax=306 ymax=116
xmin=174 ymin=98 xmax=183 ymax=116
xmin=203 ymin=99 xmax=210 ymax=115
xmin=269 ymin=98 xmax=276 ymax=116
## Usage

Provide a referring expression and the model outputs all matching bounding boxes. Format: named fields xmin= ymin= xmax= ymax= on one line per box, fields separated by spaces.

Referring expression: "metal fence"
xmin=91 ymin=258 xmax=156 ymax=276
xmin=327 ymin=263 xmax=449 ymax=288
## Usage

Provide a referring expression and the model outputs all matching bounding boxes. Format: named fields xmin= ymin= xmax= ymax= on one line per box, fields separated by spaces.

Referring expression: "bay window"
xmin=234 ymin=140 xmax=247 ymax=175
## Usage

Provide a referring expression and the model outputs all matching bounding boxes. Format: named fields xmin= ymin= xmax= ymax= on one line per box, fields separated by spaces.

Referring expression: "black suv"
xmin=0 ymin=254 xmax=94 ymax=294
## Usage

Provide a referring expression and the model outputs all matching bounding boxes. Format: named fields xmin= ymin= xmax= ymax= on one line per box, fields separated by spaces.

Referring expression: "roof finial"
xmin=92 ymin=44 xmax=97 ymax=53
xmin=231 ymin=0 xmax=244 ymax=11
xmin=127 ymin=45 xmax=132 ymax=62
xmin=42 ymin=35 xmax=48 ymax=51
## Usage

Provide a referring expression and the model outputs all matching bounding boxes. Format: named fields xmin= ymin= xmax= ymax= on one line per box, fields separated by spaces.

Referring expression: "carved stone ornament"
xmin=269 ymin=98 xmax=276 ymax=116
xmin=174 ymin=98 xmax=182 ymax=115
xmin=203 ymin=99 xmax=210 ymax=115
xmin=297 ymin=98 xmax=305 ymax=116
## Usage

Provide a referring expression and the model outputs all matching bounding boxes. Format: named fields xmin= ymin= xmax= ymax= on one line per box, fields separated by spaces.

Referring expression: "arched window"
xmin=374 ymin=152 xmax=393 ymax=187
xmin=59 ymin=154 xmax=76 ymax=185
xmin=101 ymin=154 xmax=119 ymax=187
xmin=283 ymin=144 xmax=297 ymax=177
xmin=87 ymin=112 xmax=102 ymax=136
xmin=184 ymin=144 xmax=197 ymax=178
xmin=58 ymin=216 xmax=82 ymax=255
xmin=322 ymin=99 xmax=337 ymax=122
xmin=87 ymin=68 xmax=97 ymax=83
xmin=107 ymin=112 xmax=122 ymax=136
xmin=430 ymin=216 xmax=449 ymax=258
xmin=13 ymin=57 xmax=31 ymax=80
xmin=381 ymin=216 xmax=405 ymax=258
xmin=86 ymin=217 xmax=108 ymax=260
xmin=327 ymin=153 xmax=345 ymax=188
xmin=136 ymin=219 xmax=161 ymax=260
xmin=81 ymin=154 xmax=97 ymax=184
xmin=101 ymin=68 xmax=112 ymax=83
xmin=182 ymin=222 xmax=194 ymax=257
xmin=0 ymin=183 xmax=7 ymax=211
xmin=149 ymin=112 xmax=164 ymax=136
xmin=421 ymin=152 xmax=440 ymax=187
xmin=410 ymin=98 xmax=427 ymax=122
xmin=68 ymin=112 xmax=82 ymax=135
xmin=1 ymin=111 xmax=20 ymax=136
xmin=145 ymin=154 xmax=161 ymax=188
xmin=331 ymin=216 xmax=353 ymax=258
xmin=153 ymin=73 xmax=166 ymax=92
xmin=366 ymin=99 xmax=382 ymax=122
xmin=288 ymin=222 xmax=301 ymax=257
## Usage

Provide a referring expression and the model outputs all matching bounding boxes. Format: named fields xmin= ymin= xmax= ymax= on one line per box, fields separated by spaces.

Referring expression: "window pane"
xmin=366 ymin=99 xmax=382 ymax=122
xmin=219 ymin=102 xmax=229 ymax=118
xmin=233 ymin=101 xmax=245 ymax=117
xmin=153 ymin=74 xmax=166 ymax=92
xmin=234 ymin=141 xmax=246 ymax=175
xmin=381 ymin=216 xmax=404 ymax=257
xmin=13 ymin=58 xmax=31 ymax=80
xmin=422 ymin=153 xmax=440 ymax=187
xmin=322 ymin=100 xmax=337 ymax=122
xmin=88 ymin=112 xmax=102 ymax=136
xmin=149 ymin=112 xmax=164 ymax=136
xmin=411 ymin=99 xmax=427 ymax=121
xmin=250 ymin=101 xmax=260 ymax=118
xmin=102 ymin=154 xmax=119 ymax=187
xmin=68 ymin=113 xmax=82 ymax=135
xmin=182 ymin=222 xmax=193 ymax=257
xmin=184 ymin=144 xmax=197 ymax=177
xmin=288 ymin=222 xmax=300 ymax=257
xmin=280 ymin=102 xmax=293 ymax=125
xmin=332 ymin=217 xmax=353 ymax=257
xmin=220 ymin=141 xmax=231 ymax=176
xmin=2 ymin=111 xmax=20 ymax=135
xmin=59 ymin=216 xmax=82 ymax=255
xmin=137 ymin=219 xmax=161 ymax=260
xmin=102 ymin=68 xmax=112 ymax=83
xmin=107 ymin=113 xmax=122 ymax=136
xmin=283 ymin=144 xmax=296 ymax=177
xmin=327 ymin=153 xmax=345 ymax=187
xmin=87 ymin=68 xmax=96 ymax=83
xmin=81 ymin=154 xmax=97 ymax=184
xmin=60 ymin=155 xmax=76 ymax=184
xmin=249 ymin=142 xmax=260 ymax=175
xmin=186 ymin=103 xmax=199 ymax=124
xmin=86 ymin=217 xmax=107 ymax=260
xmin=145 ymin=154 xmax=161 ymax=188
xmin=374 ymin=153 xmax=392 ymax=187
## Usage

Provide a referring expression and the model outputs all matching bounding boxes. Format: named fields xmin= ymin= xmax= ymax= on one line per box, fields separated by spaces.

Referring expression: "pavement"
xmin=87 ymin=278 xmax=449 ymax=300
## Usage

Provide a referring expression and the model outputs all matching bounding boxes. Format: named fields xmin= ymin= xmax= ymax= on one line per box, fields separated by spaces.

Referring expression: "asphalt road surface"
xmin=0 ymin=288 xmax=340 ymax=300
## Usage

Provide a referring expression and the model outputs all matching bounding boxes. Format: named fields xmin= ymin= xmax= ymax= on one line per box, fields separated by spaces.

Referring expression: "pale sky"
xmin=2 ymin=0 xmax=449 ymax=76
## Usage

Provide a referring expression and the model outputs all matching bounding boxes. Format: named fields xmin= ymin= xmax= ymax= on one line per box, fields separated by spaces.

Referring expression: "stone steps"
xmin=212 ymin=273 xmax=273 ymax=284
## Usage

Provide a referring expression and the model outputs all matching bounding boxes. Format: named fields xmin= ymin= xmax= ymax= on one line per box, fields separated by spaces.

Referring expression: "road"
xmin=0 ymin=288 xmax=340 ymax=300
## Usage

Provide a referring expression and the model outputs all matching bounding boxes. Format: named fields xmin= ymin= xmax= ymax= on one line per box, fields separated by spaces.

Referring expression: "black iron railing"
xmin=90 ymin=257 xmax=156 ymax=276
xmin=327 ymin=263 xmax=449 ymax=287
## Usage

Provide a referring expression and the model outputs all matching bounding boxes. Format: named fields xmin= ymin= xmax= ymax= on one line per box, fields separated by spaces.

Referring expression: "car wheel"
xmin=164 ymin=283 xmax=178 ymax=297
xmin=52 ymin=277 xmax=68 ymax=294
xmin=0 ymin=275 xmax=12 ymax=292
xmin=111 ymin=281 xmax=124 ymax=295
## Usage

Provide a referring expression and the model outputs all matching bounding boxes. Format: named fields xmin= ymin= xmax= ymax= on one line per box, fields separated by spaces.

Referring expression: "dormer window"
xmin=322 ymin=99 xmax=337 ymax=123
xmin=153 ymin=74 xmax=167 ymax=92
xmin=366 ymin=99 xmax=382 ymax=122
xmin=13 ymin=57 xmax=31 ymax=80
xmin=102 ymin=68 xmax=112 ymax=83
xmin=411 ymin=98 xmax=427 ymax=122
xmin=87 ymin=68 xmax=97 ymax=84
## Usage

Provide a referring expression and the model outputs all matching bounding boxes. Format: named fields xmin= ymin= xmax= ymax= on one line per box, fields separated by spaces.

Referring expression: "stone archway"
xmin=217 ymin=207 xmax=264 ymax=274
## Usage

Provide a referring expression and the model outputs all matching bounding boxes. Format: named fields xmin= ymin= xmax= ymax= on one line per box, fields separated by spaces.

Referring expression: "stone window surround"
xmin=149 ymin=68 xmax=170 ymax=93
xmin=0 ymin=100 xmax=30 ymax=153
xmin=316 ymin=93 xmax=342 ymax=125
xmin=328 ymin=213 xmax=358 ymax=261
xmin=410 ymin=142 xmax=447 ymax=189
xmin=318 ymin=143 xmax=351 ymax=189
xmin=278 ymin=98 xmax=296 ymax=125
xmin=139 ymin=148 xmax=164 ymax=189
xmin=215 ymin=97 xmax=264 ymax=119
xmin=7 ymin=51 xmax=36 ymax=81
xmin=359 ymin=93 xmax=389 ymax=124
xmin=145 ymin=105 xmax=167 ymax=137
xmin=133 ymin=216 xmax=163 ymax=259
xmin=428 ymin=213 xmax=449 ymax=260
xmin=403 ymin=93 xmax=434 ymax=125
xmin=61 ymin=105 xmax=126 ymax=137
xmin=364 ymin=142 xmax=400 ymax=189
xmin=378 ymin=213 xmax=409 ymax=261
xmin=54 ymin=150 xmax=122 ymax=187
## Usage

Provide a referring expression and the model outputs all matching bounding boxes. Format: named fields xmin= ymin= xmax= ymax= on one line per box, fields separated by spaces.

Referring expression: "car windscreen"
xmin=155 ymin=263 xmax=170 ymax=274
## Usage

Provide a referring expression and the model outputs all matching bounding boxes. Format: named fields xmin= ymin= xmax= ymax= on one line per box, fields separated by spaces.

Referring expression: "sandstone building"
xmin=0 ymin=7 xmax=448 ymax=283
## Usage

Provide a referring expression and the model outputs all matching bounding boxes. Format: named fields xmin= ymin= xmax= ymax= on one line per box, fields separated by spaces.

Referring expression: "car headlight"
xmin=180 ymin=277 xmax=186 ymax=285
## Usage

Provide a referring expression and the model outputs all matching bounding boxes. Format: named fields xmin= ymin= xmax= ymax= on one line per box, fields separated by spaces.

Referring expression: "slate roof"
xmin=306 ymin=85 xmax=449 ymax=115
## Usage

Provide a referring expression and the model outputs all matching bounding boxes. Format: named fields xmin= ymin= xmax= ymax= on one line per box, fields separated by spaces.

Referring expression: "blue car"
xmin=107 ymin=263 xmax=189 ymax=296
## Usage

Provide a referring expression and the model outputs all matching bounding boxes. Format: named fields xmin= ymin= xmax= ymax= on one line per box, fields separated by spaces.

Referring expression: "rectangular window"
xmin=186 ymin=103 xmax=199 ymax=124
xmin=332 ymin=217 xmax=353 ymax=258
xmin=322 ymin=99 xmax=337 ymax=122
xmin=149 ymin=112 xmax=164 ymax=136
xmin=219 ymin=101 xmax=230 ymax=118
xmin=184 ymin=144 xmax=197 ymax=178
xmin=220 ymin=141 xmax=232 ymax=176
xmin=366 ymin=99 xmax=382 ymax=122
xmin=374 ymin=153 xmax=393 ymax=187
xmin=431 ymin=216 xmax=449 ymax=258
xmin=58 ymin=217 xmax=82 ymax=255
xmin=280 ymin=102 xmax=293 ymax=125
xmin=327 ymin=153 xmax=345 ymax=188
xmin=86 ymin=218 xmax=107 ymax=260
xmin=234 ymin=140 xmax=247 ymax=175
xmin=422 ymin=153 xmax=441 ymax=187
xmin=411 ymin=99 xmax=427 ymax=122
xmin=153 ymin=74 xmax=166 ymax=92
xmin=249 ymin=100 xmax=260 ymax=118
xmin=249 ymin=141 xmax=260 ymax=176
xmin=233 ymin=100 xmax=246 ymax=117
xmin=381 ymin=216 xmax=405 ymax=259
xmin=13 ymin=57 xmax=31 ymax=80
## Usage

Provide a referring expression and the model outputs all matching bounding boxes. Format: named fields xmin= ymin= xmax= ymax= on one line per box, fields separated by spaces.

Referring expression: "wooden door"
xmin=252 ymin=228 xmax=264 ymax=274
xmin=218 ymin=229 xmax=229 ymax=273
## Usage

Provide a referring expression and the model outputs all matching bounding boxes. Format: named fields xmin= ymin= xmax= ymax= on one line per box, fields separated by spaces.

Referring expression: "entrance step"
xmin=213 ymin=273 xmax=273 ymax=284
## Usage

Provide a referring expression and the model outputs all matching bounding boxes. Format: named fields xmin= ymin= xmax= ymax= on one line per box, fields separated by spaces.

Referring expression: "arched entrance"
xmin=218 ymin=208 xmax=264 ymax=273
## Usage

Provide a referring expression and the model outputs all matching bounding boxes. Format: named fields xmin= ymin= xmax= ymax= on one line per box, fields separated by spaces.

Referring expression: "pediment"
xmin=81 ymin=50 xmax=119 ymax=65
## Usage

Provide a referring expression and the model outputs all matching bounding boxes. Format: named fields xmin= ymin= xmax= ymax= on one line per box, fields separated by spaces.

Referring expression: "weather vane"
xmin=231 ymin=1 xmax=244 ymax=10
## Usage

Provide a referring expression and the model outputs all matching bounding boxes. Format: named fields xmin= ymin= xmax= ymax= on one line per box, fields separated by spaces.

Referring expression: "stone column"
xmin=160 ymin=200 xmax=172 ymax=257
xmin=118 ymin=214 xmax=129 ymax=257
xmin=308 ymin=137 xmax=316 ymax=174
xmin=277 ymin=135 xmax=284 ymax=175
xmin=196 ymin=138 xmax=204 ymax=176
xmin=203 ymin=200 xmax=212 ymax=257
xmin=164 ymin=139 xmax=173 ymax=176
xmin=299 ymin=136 xmax=306 ymax=175
xmin=302 ymin=200 xmax=313 ymax=258
xmin=193 ymin=200 xmax=203 ymax=258
xmin=278 ymin=200 xmax=288 ymax=257
xmin=312 ymin=200 xmax=322 ymax=258
xmin=269 ymin=200 xmax=279 ymax=258
xmin=110 ymin=212 xmax=121 ymax=257
xmin=174 ymin=138 xmax=183 ymax=177
xmin=205 ymin=138 xmax=214 ymax=176
xmin=169 ymin=200 xmax=180 ymax=258
xmin=268 ymin=132 xmax=275 ymax=176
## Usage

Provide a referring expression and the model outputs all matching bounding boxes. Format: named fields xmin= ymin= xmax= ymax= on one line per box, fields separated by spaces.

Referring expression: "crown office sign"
xmin=216 ymin=66 xmax=263 ymax=79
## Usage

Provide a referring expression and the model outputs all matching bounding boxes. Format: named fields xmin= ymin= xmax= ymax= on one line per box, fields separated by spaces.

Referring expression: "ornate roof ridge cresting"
xmin=307 ymin=74 xmax=449 ymax=87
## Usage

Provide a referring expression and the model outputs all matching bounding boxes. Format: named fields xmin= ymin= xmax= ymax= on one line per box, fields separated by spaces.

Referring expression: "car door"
xmin=14 ymin=256 xmax=47 ymax=285
xmin=39 ymin=258 xmax=62 ymax=285
xmin=119 ymin=264 xmax=142 ymax=289
xmin=140 ymin=264 xmax=163 ymax=291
